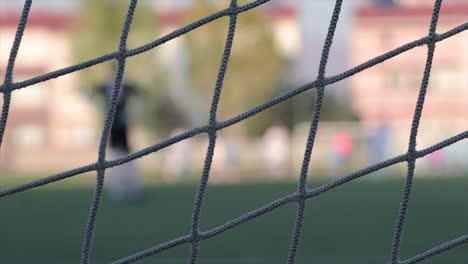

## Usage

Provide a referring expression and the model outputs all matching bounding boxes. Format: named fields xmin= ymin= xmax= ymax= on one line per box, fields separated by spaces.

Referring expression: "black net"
xmin=0 ymin=0 xmax=467 ymax=263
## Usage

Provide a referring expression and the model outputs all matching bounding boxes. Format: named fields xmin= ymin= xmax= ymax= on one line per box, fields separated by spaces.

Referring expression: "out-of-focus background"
xmin=0 ymin=0 xmax=467 ymax=263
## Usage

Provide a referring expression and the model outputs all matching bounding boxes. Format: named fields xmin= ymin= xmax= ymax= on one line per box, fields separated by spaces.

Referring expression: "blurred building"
xmin=0 ymin=11 xmax=98 ymax=172
xmin=351 ymin=1 xmax=467 ymax=152
xmin=0 ymin=2 xmax=301 ymax=174
xmin=154 ymin=1 xmax=301 ymax=61
xmin=397 ymin=0 xmax=467 ymax=7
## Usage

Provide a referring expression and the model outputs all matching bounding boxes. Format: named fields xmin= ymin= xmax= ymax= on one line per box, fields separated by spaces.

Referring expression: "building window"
xmin=12 ymin=125 xmax=45 ymax=148
xmin=381 ymin=29 xmax=393 ymax=48
xmin=12 ymin=77 xmax=47 ymax=108
xmin=73 ymin=128 xmax=95 ymax=149
xmin=389 ymin=66 xmax=464 ymax=93
xmin=407 ymin=73 xmax=422 ymax=90
xmin=388 ymin=71 xmax=421 ymax=91
xmin=389 ymin=71 xmax=400 ymax=90
xmin=429 ymin=68 xmax=464 ymax=92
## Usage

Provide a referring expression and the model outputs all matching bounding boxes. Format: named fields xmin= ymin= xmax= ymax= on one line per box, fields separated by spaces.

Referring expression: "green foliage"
xmin=71 ymin=1 xmax=357 ymax=137
xmin=182 ymin=0 xmax=283 ymax=136
xmin=72 ymin=0 xmax=174 ymax=135
xmin=289 ymin=88 xmax=359 ymax=128
xmin=72 ymin=0 xmax=160 ymax=86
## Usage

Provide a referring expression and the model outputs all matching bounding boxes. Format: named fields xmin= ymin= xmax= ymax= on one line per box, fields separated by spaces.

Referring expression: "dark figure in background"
xmin=94 ymin=69 xmax=144 ymax=202
xmin=330 ymin=130 xmax=354 ymax=177
xmin=368 ymin=118 xmax=390 ymax=165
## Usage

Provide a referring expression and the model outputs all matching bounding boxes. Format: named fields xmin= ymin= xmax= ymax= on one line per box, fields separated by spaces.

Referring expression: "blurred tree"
xmin=71 ymin=0 xmax=183 ymax=136
xmin=182 ymin=0 xmax=283 ymax=136
xmin=72 ymin=0 xmax=160 ymax=87
xmin=289 ymin=86 xmax=360 ymax=127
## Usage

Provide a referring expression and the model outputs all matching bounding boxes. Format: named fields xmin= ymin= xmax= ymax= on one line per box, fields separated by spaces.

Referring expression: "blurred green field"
xmin=1 ymin=176 xmax=467 ymax=264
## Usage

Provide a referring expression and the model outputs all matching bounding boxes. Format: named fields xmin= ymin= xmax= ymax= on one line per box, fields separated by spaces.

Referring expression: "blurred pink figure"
xmin=330 ymin=131 xmax=354 ymax=177
xmin=262 ymin=123 xmax=290 ymax=179
xmin=427 ymin=149 xmax=444 ymax=168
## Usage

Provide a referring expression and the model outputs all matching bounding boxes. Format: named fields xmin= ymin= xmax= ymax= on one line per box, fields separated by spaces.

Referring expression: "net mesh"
xmin=0 ymin=0 xmax=467 ymax=263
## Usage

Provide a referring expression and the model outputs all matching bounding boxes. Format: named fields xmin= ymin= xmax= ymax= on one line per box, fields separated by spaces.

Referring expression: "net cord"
xmin=0 ymin=0 xmax=466 ymax=263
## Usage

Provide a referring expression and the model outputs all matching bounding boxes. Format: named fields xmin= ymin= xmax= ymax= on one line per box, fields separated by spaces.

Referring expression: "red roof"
xmin=268 ymin=5 xmax=296 ymax=20
xmin=0 ymin=11 xmax=72 ymax=30
xmin=357 ymin=3 xmax=468 ymax=18
xmin=0 ymin=6 xmax=297 ymax=29
xmin=158 ymin=9 xmax=183 ymax=27
xmin=0 ymin=66 xmax=47 ymax=77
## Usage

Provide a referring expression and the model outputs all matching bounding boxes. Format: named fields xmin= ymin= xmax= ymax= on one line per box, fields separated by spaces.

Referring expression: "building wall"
xmin=1 ymin=5 xmax=302 ymax=175
xmin=351 ymin=3 xmax=468 ymax=156
xmin=0 ymin=22 xmax=98 ymax=172
xmin=398 ymin=0 xmax=467 ymax=7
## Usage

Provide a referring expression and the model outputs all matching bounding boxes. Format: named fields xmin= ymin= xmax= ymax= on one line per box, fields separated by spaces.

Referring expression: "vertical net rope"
xmin=0 ymin=0 xmax=467 ymax=263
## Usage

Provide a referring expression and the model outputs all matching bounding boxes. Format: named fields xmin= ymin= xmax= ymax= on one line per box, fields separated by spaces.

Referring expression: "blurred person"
xmin=210 ymin=133 xmax=241 ymax=183
xmin=262 ymin=122 xmax=290 ymax=180
xmin=90 ymin=65 xmax=145 ymax=202
xmin=221 ymin=134 xmax=241 ymax=182
xmin=366 ymin=114 xmax=390 ymax=179
xmin=368 ymin=116 xmax=390 ymax=164
xmin=426 ymin=149 xmax=446 ymax=175
xmin=211 ymin=135 xmax=228 ymax=183
xmin=166 ymin=127 xmax=192 ymax=183
xmin=329 ymin=130 xmax=354 ymax=177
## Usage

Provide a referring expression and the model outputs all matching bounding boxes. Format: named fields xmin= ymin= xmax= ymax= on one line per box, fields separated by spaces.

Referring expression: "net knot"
xmin=427 ymin=33 xmax=437 ymax=44
xmin=190 ymin=231 xmax=201 ymax=243
xmin=116 ymin=51 xmax=127 ymax=61
xmin=407 ymin=149 xmax=418 ymax=161
xmin=207 ymin=126 xmax=217 ymax=137
xmin=296 ymin=192 xmax=307 ymax=202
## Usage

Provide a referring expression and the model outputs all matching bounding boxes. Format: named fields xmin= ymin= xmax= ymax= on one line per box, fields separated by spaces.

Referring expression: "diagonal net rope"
xmin=0 ymin=0 xmax=467 ymax=263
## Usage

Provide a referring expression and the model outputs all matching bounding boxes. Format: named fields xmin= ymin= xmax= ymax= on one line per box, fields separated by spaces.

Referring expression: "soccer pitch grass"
xmin=1 ymin=176 xmax=467 ymax=263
